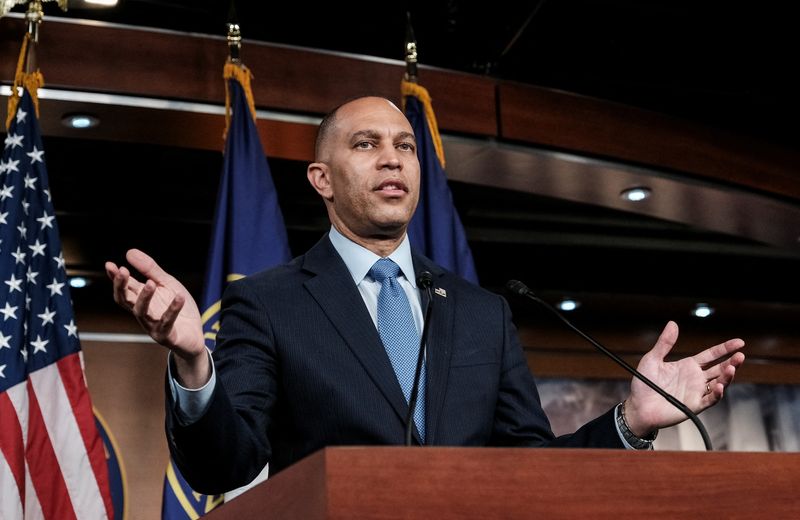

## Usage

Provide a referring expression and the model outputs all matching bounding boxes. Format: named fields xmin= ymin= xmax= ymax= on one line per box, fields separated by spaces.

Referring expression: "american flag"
xmin=0 ymin=89 xmax=113 ymax=519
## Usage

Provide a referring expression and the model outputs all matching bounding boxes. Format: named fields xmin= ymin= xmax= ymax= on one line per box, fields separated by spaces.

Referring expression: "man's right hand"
xmin=105 ymin=248 xmax=210 ymax=388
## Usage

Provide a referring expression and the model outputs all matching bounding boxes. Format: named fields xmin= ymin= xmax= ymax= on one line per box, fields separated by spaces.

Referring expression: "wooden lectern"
xmin=205 ymin=447 xmax=800 ymax=519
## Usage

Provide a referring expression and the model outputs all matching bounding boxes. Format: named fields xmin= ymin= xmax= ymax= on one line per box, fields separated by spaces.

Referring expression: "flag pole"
xmin=18 ymin=0 xmax=68 ymax=72
xmin=24 ymin=0 xmax=42 ymax=73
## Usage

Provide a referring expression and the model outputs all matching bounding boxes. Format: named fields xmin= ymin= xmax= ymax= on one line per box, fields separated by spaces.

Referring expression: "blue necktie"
xmin=369 ymin=258 xmax=426 ymax=442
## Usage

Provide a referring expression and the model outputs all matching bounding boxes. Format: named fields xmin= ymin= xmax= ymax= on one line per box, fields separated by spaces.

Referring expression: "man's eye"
xmin=355 ymin=141 xmax=374 ymax=149
xmin=397 ymin=143 xmax=415 ymax=151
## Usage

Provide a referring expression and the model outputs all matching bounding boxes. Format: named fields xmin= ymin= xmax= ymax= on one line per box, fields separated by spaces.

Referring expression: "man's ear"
xmin=307 ymin=162 xmax=333 ymax=201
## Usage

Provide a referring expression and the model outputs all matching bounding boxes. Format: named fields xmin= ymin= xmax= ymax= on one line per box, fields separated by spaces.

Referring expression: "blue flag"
xmin=161 ymin=64 xmax=291 ymax=519
xmin=403 ymin=81 xmax=478 ymax=284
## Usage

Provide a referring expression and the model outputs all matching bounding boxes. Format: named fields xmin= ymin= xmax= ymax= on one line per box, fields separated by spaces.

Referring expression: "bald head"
xmin=314 ymin=96 xmax=409 ymax=161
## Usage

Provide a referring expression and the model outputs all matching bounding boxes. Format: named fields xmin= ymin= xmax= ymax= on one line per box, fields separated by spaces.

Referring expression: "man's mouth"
xmin=374 ymin=180 xmax=408 ymax=194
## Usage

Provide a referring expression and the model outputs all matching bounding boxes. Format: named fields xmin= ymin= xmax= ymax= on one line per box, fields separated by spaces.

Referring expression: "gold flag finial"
xmin=0 ymin=1 xmax=67 ymax=22
xmin=226 ymin=1 xmax=241 ymax=63
xmin=222 ymin=21 xmax=257 ymax=140
xmin=227 ymin=23 xmax=241 ymax=63
xmin=3 ymin=1 xmax=67 ymax=127
xmin=404 ymin=11 xmax=418 ymax=83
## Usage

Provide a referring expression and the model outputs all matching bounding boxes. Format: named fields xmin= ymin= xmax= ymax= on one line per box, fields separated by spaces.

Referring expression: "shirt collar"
xmin=328 ymin=226 xmax=417 ymax=287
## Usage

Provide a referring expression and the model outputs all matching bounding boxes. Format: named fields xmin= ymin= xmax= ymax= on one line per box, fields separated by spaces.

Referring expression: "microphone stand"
xmin=406 ymin=272 xmax=434 ymax=446
xmin=506 ymin=280 xmax=713 ymax=451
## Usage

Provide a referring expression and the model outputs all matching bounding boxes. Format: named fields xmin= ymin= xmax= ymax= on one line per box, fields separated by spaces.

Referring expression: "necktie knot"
xmin=369 ymin=258 xmax=401 ymax=283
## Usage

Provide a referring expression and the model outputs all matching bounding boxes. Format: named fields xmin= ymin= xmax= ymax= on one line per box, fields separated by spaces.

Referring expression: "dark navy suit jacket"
xmin=167 ymin=235 xmax=623 ymax=494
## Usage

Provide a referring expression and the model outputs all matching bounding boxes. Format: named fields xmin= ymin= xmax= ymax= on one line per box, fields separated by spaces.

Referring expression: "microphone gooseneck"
xmin=506 ymin=279 xmax=713 ymax=451
xmin=406 ymin=271 xmax=434 ymax=446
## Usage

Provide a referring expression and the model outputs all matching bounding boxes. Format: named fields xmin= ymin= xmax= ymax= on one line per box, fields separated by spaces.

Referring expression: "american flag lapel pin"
xmin=434 ymin=287 xmax=447 ymax=298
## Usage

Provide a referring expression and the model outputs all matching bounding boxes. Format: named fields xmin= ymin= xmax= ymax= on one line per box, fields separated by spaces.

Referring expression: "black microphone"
xmin=506 ymin=279 xmax=713 ymax=451
xmin=406 ymin=271 xmax=434 ymax=446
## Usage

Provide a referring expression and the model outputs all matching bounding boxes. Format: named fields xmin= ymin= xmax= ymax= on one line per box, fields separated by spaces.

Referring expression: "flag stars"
xmin=44 ymin=188 xmax=51 ymax=202
xmin=24 ymin=174 xmax=38 ymax=190
xmin=21 ymin=200 xmax=30 ymax=215
xmin=4 ymin=273 xmax=22 ymax=293
xmin=0 ymin=210 xmax=7 ymax=225
xmin=16 ymin=108 xmax=27 ymax=124
xmin=38 ymin=306 xmax=56 ymax=327
xmin=20 ymin=347 xmax=28 ymax=363
xmin=53 ymin=253 xmax=66 ymax=270
xmin=12 ymin=246 xmax=26 ymax=264
xmin=4 ymin=158 xmax=19 ymax=173
xmin=46 ymin=278 xmax=65 ymax=296
xmin=64 ymin=320 xmax=78 ymax=338
xmin=26 ymin=267 xmax=38 ymax=284
xmin=17 ymin=222 xmax=27 ymax=239
xmin=29 ymin=239 xmax=46 ymax=257
xmin=27 ymin=145 xmax=44 ymax=163
xmin=31 ymin=335 xmax=49 ymax=354
xmin=0 ymin=364 xmax=6 ymax=378
xmin=0 ymin=185 xmax=13 ymax=201
xmin=1 ymin=302 xmax=18 ymax=321
xmin=37 ymin=211 xmax=54 ymax=230
xmin=0 ymin=332 xmax=11 ymax=350
xmin=4 ymin=133 xmax=23 ymax=149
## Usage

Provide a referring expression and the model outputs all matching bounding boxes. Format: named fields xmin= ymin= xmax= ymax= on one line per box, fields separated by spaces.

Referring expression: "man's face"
xmin=311 ymin=97 xmax=420 ymax=241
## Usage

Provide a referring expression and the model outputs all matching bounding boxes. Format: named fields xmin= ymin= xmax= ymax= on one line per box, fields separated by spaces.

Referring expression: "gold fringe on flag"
xmin=401 ymin=79 xmax=446 ymax=169
xmin=223 ymin=60 xmax=257 ymax=140
xmin=6 ymin=33 xmax=44 ymax=130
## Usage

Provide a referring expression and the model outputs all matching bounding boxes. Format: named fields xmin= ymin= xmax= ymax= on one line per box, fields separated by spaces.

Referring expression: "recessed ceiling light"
xmin=84 ymin=0 xmax=119 ymax=6
xmin=62 ymin=114 xmax=99 ymax=129
xmin=620 ymin=187 xmax=651 ymax=202
xmin=557 ymin=298 xmax=580 ymax=312
xmin=68 ymin=276 xmax=90 ymax=289
xmin=692 ymin=303 xmax=714 ymax=318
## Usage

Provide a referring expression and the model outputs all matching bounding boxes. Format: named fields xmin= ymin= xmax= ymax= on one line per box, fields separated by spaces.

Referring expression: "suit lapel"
xmin=302 ymin=236 xmax=411 ymax=428
xmin=413 ymin=254 xmax=454 ymax=446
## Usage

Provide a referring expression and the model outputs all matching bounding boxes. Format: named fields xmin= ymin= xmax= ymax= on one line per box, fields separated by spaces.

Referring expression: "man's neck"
xmin=332 ymin=225 xmax=406 ymax=258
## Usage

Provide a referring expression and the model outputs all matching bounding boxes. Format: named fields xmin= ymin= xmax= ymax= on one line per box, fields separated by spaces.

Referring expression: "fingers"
xmin=705 ymin=352 xmax=745 ymax=389
xmin=132 ymin=280 xmax=157 ymax=319
xmin=156 ymin=293 xmax=185 ymax=339
xmin=693 ymin=337 xmax=745 ymax=367
xmin=107 ymin=250 xmax=170 ymax=310
xmin=648 ymin=321 xmax=679 ymax=360
xmin=104 ymin=261 xmax=119 ymax=280
xmin=702 ymin=350 xmax=746 ymax=381
xmin=126 ymin=248 xmax=174 ymax=285
xmin=700 ymin=353 xmax=745 ymax=408
xmin=109 ymin=264 xmax=144 ymax=309
xmin=127 ymin=278 xmax=184 ymax=345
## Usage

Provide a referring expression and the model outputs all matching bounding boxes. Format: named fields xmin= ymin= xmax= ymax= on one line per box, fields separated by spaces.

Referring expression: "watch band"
xmin=616 ymin=401 xmax=657 ymax=450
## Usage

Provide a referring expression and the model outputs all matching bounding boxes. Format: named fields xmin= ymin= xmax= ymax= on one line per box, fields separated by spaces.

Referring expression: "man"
xmin=106 ymin=97 xmax=745 ymax=494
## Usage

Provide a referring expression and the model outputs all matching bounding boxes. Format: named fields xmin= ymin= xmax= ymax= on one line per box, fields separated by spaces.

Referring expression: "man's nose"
xmin=377 ymin=146 xmax=402 ymax=170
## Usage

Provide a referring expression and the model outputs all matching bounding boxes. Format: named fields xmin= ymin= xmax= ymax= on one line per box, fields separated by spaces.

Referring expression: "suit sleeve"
xmin=491 ymin=296 xmax=624 ymax=449
xmin=165 ymin=278 xmax=278 ymax=494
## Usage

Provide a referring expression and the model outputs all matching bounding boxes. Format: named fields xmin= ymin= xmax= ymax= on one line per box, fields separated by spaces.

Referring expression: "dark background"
xmin=9 ymin=0 xmax=798 ymax=336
